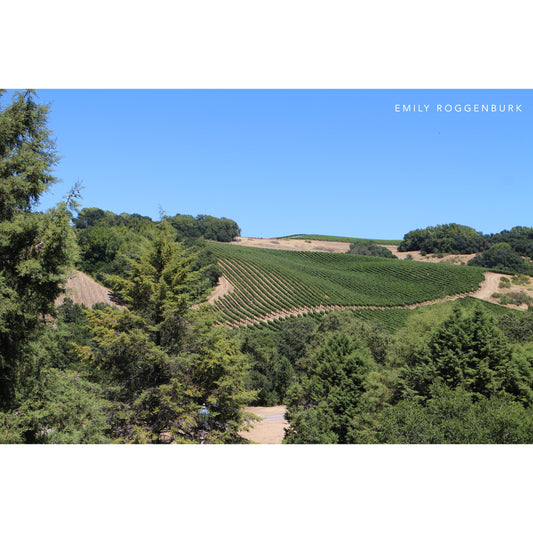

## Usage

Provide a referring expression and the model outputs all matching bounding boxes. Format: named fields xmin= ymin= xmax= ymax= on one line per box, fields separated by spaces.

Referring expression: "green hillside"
xmin=205 ymin=242 xmax=485 ymax=327
xmin=247 ymin=295 xmax=520 ymax=334
xmin=279 ymin=234 xmax=402 ymax=245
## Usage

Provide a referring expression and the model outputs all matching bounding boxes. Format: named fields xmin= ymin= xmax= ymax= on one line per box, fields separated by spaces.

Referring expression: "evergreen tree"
xmin=77 ymin=221 xmax=255 ymax=443
xmin=397 ymin=306 xmax=533 ymax=405
xmin=378 ymin=383 xmax=533 ymax=444
xmin=284 ymin=332 xmax=375 ymax=443
xmin=0 ymin=90 xmax=77 ymax=410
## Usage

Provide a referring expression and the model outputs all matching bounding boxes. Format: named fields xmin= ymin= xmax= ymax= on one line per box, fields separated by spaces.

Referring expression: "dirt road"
xmin=239 ymin=405 xmax=288 ymax=444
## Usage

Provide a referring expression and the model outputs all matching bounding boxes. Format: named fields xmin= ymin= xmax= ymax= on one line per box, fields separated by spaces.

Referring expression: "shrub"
xmin=499 ymin=277 xmax=512 ymax=289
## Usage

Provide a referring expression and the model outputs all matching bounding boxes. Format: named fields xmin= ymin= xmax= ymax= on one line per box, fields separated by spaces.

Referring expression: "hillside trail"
xmin=206 ymin=274 xmax=235 ymax=303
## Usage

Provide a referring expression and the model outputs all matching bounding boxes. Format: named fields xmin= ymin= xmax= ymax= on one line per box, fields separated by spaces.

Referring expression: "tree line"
xmin=396 ymin=223 xmax=533 ymax=274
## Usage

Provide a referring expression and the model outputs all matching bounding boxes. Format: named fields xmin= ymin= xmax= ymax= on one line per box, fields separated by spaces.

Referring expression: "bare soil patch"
xmin=229 ymin=237 xmax=476 ymax=264
xmin=474 ymin=272 xmax=533 ymax=310
xmin=230 ymin=236 xmax=350 ymax=253
xmin=379 ymin=244 xmax=476 ymax=264
xmin=239 ymin=405 xmax=288 ymax=444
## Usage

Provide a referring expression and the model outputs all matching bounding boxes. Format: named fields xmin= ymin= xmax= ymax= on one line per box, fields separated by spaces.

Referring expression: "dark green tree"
xmin=284 ymin=332 xmax=375 ymax=444
xmin=378 ymin=383 xmax=533 ymax=444
xmin=77 ymin=221 xmax=255 ymax=443
xmin=468 ymin=242 xmax=531 ymax=274
xmin=238 ymin=328 xmax=294 ymax=406
xmin=397 ymin=306 xmax=533 ymax=405
xmin=0 ymin=90 xmax=78 ymax=410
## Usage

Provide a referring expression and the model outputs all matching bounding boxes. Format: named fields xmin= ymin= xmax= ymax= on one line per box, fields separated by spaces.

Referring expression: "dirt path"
xmin=206 ymin=274 xmax=234 ymax=304
xmin=239 ymin=405 xmax=288 ymax=444
xmin=475 ymin=272 xmax=533 ymax=310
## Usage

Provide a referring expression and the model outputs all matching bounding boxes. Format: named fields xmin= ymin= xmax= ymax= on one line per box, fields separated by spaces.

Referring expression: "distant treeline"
xmin=399 ymin=223 xmax=533 ymax=275
xmin=74 ymin=208 xmax=240 ymax=242
xmin=73 ymin=208 xmax=240 ymax=291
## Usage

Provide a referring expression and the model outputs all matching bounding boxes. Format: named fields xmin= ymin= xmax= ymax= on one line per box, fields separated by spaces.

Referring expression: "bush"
xmin=399 ymin=223 xmax=486 ymax=254
xmin=468 ymin=243 xmax=531 ymax=275
xmin=347 ymin=241 xmax=397 ymax=259
xmin=499 ymin=277 xmax=512 ymax=289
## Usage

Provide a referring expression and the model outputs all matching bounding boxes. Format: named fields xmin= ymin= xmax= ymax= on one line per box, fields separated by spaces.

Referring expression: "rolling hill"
xmin=205 ymin=241 xmax=486 ymax=327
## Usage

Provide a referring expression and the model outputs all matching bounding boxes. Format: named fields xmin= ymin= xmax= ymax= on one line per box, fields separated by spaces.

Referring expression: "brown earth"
xmin=478 ymin=272 xmax=533 ymax=310
xmin=206 ymin=274 xmax=235 ymax=304
xmin=379 ymin=244 xmax=476 ymax=264
xmin=239 ymin=405 xmax=288 ymax=444
xmin=229 ymin=236 xmax=350 ymax=253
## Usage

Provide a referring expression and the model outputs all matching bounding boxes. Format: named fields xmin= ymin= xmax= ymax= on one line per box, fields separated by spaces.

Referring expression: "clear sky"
xmin=28 ymin=89 xmax=532 ymax=239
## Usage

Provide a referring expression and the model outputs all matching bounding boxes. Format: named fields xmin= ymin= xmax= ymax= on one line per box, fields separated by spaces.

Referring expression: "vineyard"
xmin=205 ymin=242 xmax=486 ymax=327
xmin=246 ymin=307 xmax=415 ymax=333
xmin=246 ymin=296 xmax=517 ymax=334
xmin=279 ymin=234 xmax=402 ymax=245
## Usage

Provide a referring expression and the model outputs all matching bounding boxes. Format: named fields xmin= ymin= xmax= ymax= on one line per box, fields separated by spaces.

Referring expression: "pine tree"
xmin=78 ymin=221 xmax=255 ymax=443
xmin=398 ymin=306 xmax=533 ymax=405
xmin=0 ymin=90 xmax=77 ymax=409
xmin=284 ymin=332 xmax=375 ymax=443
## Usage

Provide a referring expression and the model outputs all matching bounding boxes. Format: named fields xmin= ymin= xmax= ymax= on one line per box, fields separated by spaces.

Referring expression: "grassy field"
xmin=206 ymin=242 xmax=485 ymax=327
xmin=278 ymin=234 xmax=403 ymax=245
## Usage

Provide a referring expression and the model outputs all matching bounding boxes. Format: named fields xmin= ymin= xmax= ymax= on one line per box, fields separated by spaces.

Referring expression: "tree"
xmin=399 ymin=223 xmax=486 ymax=254
xmin=0 ymin=90 xmax=77 ymax=410
xmin=468 ymin=242 xmax=531 ymax=274
xmin=347 ymin=241 xmax=397 ymax=258
xmin=284 ymin=332 xmax=375 ymax=443
xmin=238 ymin=328 xmax=294 ymax=406
xmin=378 ymin=383 xmax=533 ymax=444
xmin=77 ymin=221 xmax=255 ymax=442
xmin=397 ymin=306 xmax=533 ymax=405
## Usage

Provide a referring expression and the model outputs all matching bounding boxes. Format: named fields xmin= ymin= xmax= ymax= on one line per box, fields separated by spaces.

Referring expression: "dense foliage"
xmin=399 ymin=223 xmax=533 ymax=275
xmin=73 ymin=207 xmax=223 ymax=299
xmin=468 ymin=242 xmax=532 ymax=274
xmin=0 ymin=90 xmax=78 ymax=412
xmin=168 ymin=213 xmax=241 ymax=242
xmin=74 ymin=222 xmax=255 ymax=442
xmin=279 ymin=301 xmax=533 ymax=444
xmin=399 ymin=223 xmax=486 ymax=254
xmin=347 ymin=241 xmax=397 ymax=258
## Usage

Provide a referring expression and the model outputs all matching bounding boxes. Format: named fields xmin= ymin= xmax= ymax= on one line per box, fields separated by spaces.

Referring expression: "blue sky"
xmin=29 ymin=89 xmax=532 ymax=239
